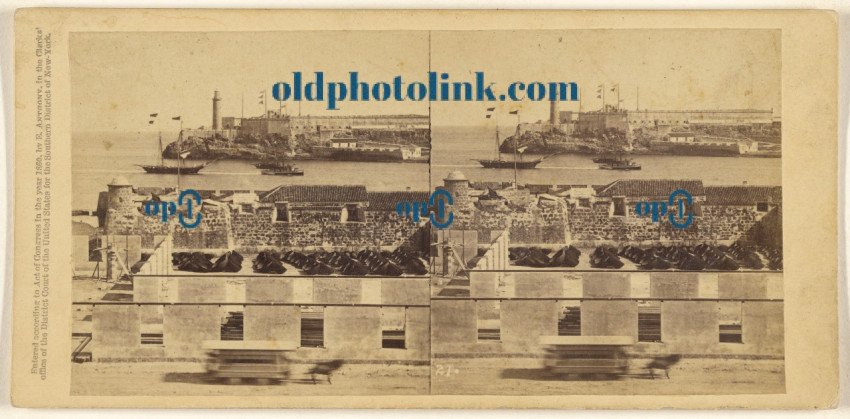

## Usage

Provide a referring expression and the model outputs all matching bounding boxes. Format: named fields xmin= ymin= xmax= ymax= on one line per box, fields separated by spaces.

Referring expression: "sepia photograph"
xmin=428 ymin=29 xmax=783 ymax=395
xmin=10 ymin=8 xmax=839 ymax=409
xmin=69 ymin=31 xmax=432 ymax=396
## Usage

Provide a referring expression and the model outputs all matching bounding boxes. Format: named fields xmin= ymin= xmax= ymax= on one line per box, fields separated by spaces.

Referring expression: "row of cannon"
xmin=171 ymin=247 xmax=429 ymax=276
xmin=505 ymin=242 xmax=782 ymax=271
xmin=509 ymin=246 xmax=582 ymax=268
xmin=618 ymin=242 xmax=782 ymax=271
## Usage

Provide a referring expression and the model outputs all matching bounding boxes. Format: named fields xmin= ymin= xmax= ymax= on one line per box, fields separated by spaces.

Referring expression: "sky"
xmin=70 ymin=31 xmax=431 ymax=132
xmin=70 ymin=29 xmax=780 ymax=131
xmin=430 ymin=29 xmax=781 ymax=127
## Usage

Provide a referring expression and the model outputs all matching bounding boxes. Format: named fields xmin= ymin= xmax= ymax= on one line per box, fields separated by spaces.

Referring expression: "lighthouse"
xmin=212 ymin=90 xmax=222 ymax=130
xmin=549 ymin=99 xmax=559 ymax=126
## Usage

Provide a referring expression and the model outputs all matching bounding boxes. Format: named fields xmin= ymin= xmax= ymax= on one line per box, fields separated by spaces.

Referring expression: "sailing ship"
xmin=138 ymin=130 xmax=213 ymax=174
xmin=476 ymin=126 xmax=542 ymax=169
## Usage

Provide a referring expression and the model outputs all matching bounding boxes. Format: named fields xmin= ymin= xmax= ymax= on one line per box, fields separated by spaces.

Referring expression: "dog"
xmin=307 ymin=359 xmax=345 ymax=384
xmin=645 ymin=354 xmax=682 ymax=379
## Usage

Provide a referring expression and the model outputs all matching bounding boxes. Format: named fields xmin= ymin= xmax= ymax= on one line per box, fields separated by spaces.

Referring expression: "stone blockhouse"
xmin=433 ymin=269 xmax=783 ymax=358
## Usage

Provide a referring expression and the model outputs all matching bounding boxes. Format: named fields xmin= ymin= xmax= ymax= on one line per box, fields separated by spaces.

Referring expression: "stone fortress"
xmin=440 ymin=170 xmax=781 ymax=249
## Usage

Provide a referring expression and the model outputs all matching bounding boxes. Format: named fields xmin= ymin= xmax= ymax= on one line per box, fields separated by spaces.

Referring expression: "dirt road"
xmin=431 ymin=357 xmax=785 ymax=395
xmin=72 ymin=361 xmax=430 ymax=396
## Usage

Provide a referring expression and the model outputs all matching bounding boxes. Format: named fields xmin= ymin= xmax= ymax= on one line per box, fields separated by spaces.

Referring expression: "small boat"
xmin=592 ymin=152 xmax=625 ymax=164
xmin=599 ymin=158 xmax=641 ymax=171
xmin=256 ymin=157 xmax=304 ymax=176
xmin=254 ymin=161 xmax=284 ymax=170
xmin=261 ymin=167 xmax=305 ymax=176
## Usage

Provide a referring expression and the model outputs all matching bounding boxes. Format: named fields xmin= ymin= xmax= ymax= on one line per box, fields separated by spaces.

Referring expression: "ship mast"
xmin=158 ymin=131 xmax=164 ymax=166
xmin=495 ymin=125 xmax=501 ymax=161
xmin=513 ymin=111 xmax=520 ymax=188
xmin=177 ymin=119 xmax=182 ymax=192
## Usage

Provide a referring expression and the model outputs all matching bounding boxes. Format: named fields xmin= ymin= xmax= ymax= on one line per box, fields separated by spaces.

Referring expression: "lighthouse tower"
xmin=212 ymin=90 xmax=222 ymax=130
xmin=549 ymin=99 xmax=559 ymax=126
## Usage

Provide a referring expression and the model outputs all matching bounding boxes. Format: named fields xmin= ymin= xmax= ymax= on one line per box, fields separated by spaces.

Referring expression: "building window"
xmin=476 ymin=300 xmax=501 ymax=342
xmin=300 ymin=307 xmax=325 ymax=348
xmin=381 ymin=307 xmax=406 ymax=349
xmin=719 ymin=324 xmax=743 ymax=343
xmin=719 ymin=302 xmax=743 ymax=343
xmin=637 ymin=302 xmax=662 ymax=342
xmin=756 ymin=202 xmax=769 ymax=212
xmin=240 ymin=203 xmax=253 ymax=214
xmin=140 ymin=332 xmax=164 ymax=345
xmin=220 ymin=307 xmax=244 ymax=341
xmin=613 ymin=197 xmax=627 ymax=216
xmin=344 ymin=203 xmax=365 ymax=223
xmin=578 ymin=198 xmax=591 ymax=208
xmin=274 ymin=202 xmax=290 ymax=222
xmin=140 ymin=306 xmax=164 ymax=346
xmin=557 ymin=302 xmax=581 ymax=336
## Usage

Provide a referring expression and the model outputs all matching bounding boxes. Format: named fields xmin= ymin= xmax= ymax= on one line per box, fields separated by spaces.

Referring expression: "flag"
xmin=179 ymin=151 xmax=191 ymax=159
xmin=509 ymin=110 xmax=519 ymax=115
xmin=485 ymin=115 xmax=492 ymax=119
xmin=516 ymin=146 xmax=528 ymax=154
xmin=149 ymin=113 xmax=158 ymax=117
xmin=148 ymin=120 xmax=154 ymax=124
xmin=172 ymin=116 xmax=181 ymax=121
xmin=259 ymin=90 xmax=265 ymax=105
xmin=611 ymin=84 xmax=619 ymax=93
xmin=486 ymin=107 xmax=496 ymax=112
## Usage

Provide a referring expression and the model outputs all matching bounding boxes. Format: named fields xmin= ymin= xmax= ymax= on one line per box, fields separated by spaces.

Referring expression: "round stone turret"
xmin=443 ymin=170 xmax=472 ymax=210
xmin=106 ymin=177 xmax=137 ymax=233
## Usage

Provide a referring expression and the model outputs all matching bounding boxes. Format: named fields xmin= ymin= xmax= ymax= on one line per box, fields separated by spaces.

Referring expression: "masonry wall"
xmin=103 ymin=188 xmax=423 ymax=251
xmin=110 ymin=203 xmax=231 ymax=250
xmin=567 ymin=200 xmax=772 ymax=245
xmin=451 ymin=198 xmax=567 ymax=245
xmin=95 ymin=274 xmax=430 ymax=360
xmin=433 ymin=271 xmax=784 ymax=357
xmin=230 ymin=208 xmax=423 ymax=250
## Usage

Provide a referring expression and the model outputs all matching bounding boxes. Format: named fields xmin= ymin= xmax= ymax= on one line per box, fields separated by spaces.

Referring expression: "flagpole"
xmin=264 ymin=89 xmax=268 ymax=117
xmin=636 ymin=86 xmax=639 ymax=111
xmin=602 ymin=84 xmax=606 ymax=112
xmin=578 ymin=89 xmax=582 ymax=113
xmin=617 ymin=84 xmax=621 ymax=111
xmin=241 ymin=93 xmax=244 ymax=119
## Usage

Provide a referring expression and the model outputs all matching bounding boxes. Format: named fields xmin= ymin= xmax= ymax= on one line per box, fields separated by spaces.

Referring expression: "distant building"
xmin=666 ymin=132 xmax=696 ymax=143
xmin=331 ymin=138 xmax=357 ymax=148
